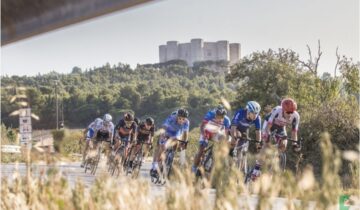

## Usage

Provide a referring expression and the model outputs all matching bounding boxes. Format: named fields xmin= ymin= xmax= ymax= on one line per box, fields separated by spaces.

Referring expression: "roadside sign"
xmin=19 ymin=108 xmax=32 ymax=148
xmin=1 ymin=145 xmax=21 ymax=153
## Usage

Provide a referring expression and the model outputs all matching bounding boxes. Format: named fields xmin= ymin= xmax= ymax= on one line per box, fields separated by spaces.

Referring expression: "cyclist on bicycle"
xmin=192 ymin=105 xmax=230 ymax=172
xmin=127 ymin=117 xmax=155 ymax=172
xmin=230 ymin=101 xmax=262 ymax=180
xmin=82 ymin=114 xmax=114 ymax=165
xmin=150 ymin=108 xmax=189 ymax=177
xmin=81 ymin=117 xmax=102 ymax=167
xmin=262 ymin=98 xmax=300 ymax=151
xmin=113 ymin=112 xmax=138 ymax=159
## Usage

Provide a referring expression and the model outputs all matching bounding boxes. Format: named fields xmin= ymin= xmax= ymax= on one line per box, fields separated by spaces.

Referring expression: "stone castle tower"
xmin=159 ymin=38 xmax=241 ymax=66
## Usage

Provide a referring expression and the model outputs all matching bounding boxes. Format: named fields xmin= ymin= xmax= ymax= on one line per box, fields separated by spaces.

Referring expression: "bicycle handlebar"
xmin=236 ymin=137 xmax=263 ymax=144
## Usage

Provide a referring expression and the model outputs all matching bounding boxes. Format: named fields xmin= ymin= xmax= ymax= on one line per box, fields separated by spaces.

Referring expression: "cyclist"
xmin=192 ymin=105 xmax=231 ymax=172
xmin=150 ymin=108 xmax=190 ymax=177
xmin=81 ymin=117 xmax=102 ymax=167
xmin=82 ymin=114 xmax=114 ymax=166
xmin=113 ymin=112 xmax=138 ymax=160
xmin=127 ymin=117 xmax=155 ymax=172
xmin=262 ymin=98 xmax=300 ymax=151
xmin=230 ymin=101 xmax=262 ymax=179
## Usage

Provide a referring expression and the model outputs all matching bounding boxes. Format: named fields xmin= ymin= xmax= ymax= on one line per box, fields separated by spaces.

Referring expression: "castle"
xmin=159 ymin=39 xmax=241 ymax=66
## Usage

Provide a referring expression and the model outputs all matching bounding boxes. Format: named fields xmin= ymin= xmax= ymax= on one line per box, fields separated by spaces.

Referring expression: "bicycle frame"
xmin=268 ymin=131 xmax=302 ymax=172
xmin=196 ymin=142 xmax=215 ymax=179
xmin=235 ymin=137 xmax=262 ymax=175
xmin=153 ymin=139 xmax=187 ymax=184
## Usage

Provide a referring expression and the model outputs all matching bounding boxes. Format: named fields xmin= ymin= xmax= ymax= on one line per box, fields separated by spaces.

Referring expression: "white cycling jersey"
xmin=267 ymin=106 xmax=300 ymax=132
xmin=92 ymin=120 xmax=114 ymax=141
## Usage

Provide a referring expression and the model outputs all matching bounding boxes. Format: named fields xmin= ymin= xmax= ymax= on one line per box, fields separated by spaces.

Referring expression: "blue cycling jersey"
xmin=163 ymin=114 xmax=190 ymax=138
xmin=231 ymin=108 xmax=261 ymax=132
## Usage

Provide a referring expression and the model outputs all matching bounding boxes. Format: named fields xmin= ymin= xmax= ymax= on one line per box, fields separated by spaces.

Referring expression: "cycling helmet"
xmin=145 ymin=117 xmax=154 ymax=126
xmin=215 ymin=105 xmax=227 ymax=116
xmin=246 ymin=101 xmax=261 ymax=115
xmin=103 ymin=114 xmax=112 ymax=122
xmin=177 ymin=108 xmax=189 ymax=118
xmin=134 ymin=117 xmax=140 ymax=125
xmin=124 ymin=112 xmax=134 ymax=121
xmin=281 ymin=98 xmax=297 ymax=113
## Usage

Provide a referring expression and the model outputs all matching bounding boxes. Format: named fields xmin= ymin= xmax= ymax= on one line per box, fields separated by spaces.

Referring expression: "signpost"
xmin=19 ymin=108 xmax=32 ymax=148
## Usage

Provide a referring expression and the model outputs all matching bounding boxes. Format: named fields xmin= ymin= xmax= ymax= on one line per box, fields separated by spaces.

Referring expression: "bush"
xmin=60 ymin=130 xmax=83 ymax=155
xmin=51 ymin=130 xmax=65 ymax=141
xmin=291 ymin=98 xmax=359 ymax=181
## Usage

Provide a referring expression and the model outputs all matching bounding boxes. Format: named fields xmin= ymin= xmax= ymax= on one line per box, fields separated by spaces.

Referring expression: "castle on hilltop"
xmin=159 ymin=39 xmax=241 ymax=66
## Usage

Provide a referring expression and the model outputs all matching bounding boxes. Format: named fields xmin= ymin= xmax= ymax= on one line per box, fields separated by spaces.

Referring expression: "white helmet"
xmin=246 ymin=101 xmax=261 ymax=115
xmin=103 ymin=114 xmax=112 ymax=123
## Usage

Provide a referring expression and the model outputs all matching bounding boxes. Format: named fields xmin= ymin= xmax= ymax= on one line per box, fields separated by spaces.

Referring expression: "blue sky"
xmin=1 ymin=0 xmax=359 ymax=76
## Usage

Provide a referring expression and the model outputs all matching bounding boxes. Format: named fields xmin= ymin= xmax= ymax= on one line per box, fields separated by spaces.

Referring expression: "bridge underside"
xmin=1 ymin=0 xmax=153 ymax=45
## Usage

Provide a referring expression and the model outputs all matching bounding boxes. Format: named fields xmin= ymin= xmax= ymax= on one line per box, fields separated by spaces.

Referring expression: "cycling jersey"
xmin=115 ymin=119 xmax=137 ymax=141
xmin=231 ymin=108 xmax=261 ymax=132
xmin=163 ymin=114 xmax=189 ymax=139
xmin=267 ymin=106 xmax=300 ymax=132
xmin=137 ymin=122 xmax=155 ymax=143
xmin=85 ymin=118 xmax=103 ymax=139
xmin=199 ymin=110 xmax=231 ymax=146
xmin=202 ymin=110 xmax=230 ymax=136
xmin=92 ymin=120 xmax=114 ymax=141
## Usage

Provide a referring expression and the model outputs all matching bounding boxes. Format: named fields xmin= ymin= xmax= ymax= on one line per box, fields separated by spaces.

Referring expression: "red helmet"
xmin=281 ymin=98 xmax=297 ymax=113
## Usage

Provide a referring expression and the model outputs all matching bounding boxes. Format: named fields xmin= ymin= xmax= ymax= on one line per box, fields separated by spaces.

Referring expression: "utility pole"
xmin=55 ymin=80 xmax=59 ymax=130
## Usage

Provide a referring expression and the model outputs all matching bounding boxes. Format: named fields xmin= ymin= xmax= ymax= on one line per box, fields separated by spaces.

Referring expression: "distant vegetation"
xmin=1 ymin=48 xmax=359 ymax=185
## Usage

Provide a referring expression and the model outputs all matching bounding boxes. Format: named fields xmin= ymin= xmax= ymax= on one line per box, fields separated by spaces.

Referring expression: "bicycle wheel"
xmin=279 ymin=152 xmax=286 ymax=172
xmin=91 ymin=142 xmax=103 ymax=175
xmin=236 ymin=149 xmax=248 ymax=175
xmin=165 ymin=149 xmax=174 ymax=179
xmin=84 ymin=159 xmax=90 ymax=173
xmin=132 ymin=152 xmax=143 ymax=179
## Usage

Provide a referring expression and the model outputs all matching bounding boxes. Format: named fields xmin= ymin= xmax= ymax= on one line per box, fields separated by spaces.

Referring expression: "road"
xmin=1 ymin=157 xmax=359 ymax=210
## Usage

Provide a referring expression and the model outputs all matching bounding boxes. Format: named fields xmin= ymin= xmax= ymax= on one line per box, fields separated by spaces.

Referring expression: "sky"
xmin=1 ymin=0 xmax=359 ymax=76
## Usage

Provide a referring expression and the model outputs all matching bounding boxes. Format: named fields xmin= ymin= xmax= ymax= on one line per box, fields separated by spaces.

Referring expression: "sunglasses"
xmin=177 ymin=117 xmax=186 ymax=122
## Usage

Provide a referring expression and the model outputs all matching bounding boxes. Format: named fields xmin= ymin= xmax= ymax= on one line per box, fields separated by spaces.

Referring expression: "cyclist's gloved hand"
xmin=292 ymin=142 xmax=301 ymax=152
xmin=256 ymin=142 xmax=262 ymax=150
xmin=261 ymin=132 xmax=269 ymax=141
xmin=180 ymin=141 xmax=188 ymax=150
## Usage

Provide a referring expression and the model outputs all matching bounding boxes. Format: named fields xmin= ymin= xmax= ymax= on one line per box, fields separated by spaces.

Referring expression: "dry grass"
xmin=1 ymin=132 xmax=359 ymax=210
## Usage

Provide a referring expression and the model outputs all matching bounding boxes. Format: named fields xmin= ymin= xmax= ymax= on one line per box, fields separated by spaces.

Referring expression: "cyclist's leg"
xmin=129 ymin=141 xmax=141 ymax=168
xmin=193 ymin=135 xmax=208 ymax=170
xmin=81 ymin=139 xmax=90 ymax=165
xmin=277 ymin=128 xmax=288 ymax=152
xmin=158 ymin=137 xmax=168 ymax=164
xmin=151 ymin=138 xmax=160 ymax=171
xmin=143 ymin=143 xmax=150 ymax=159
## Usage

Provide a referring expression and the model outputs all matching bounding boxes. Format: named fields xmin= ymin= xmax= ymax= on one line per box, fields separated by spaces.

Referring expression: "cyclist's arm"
xmin=182 ymin=131 xmax=189 ymax=142
xmin=231 ymin=110 xmax=243 ymax=138
xmin=254 ymin=115 xmax=262 ymax=141
xmin=109 ymin=123 xmax=114 ymax=143
xmin=200 ymin=120 xmax=207 ymax=134
xmin=291 ymin=113 xmax=300 ymax=141
xmin=266 ymin=108 xmax=279 ymax=134
xmin=182 ymin=120 xmax=190 ymax=142
xmin=149 ymin=126 xmax=155 ymax=144
xmin=131 ymin=124 xmax=138 ymax=142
